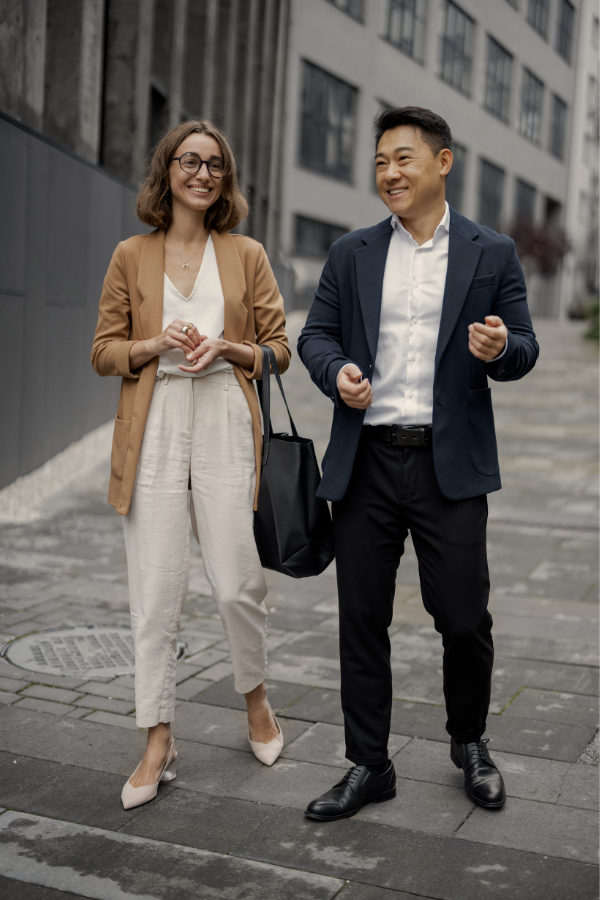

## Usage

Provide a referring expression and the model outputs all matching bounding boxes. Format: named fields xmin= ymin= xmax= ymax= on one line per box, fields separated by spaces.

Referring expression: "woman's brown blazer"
xmin=91 ymin=228 xmax=290 ymax=516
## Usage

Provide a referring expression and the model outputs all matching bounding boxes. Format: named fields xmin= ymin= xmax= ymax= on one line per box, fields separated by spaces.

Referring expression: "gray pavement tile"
xmin=277 ymin=631 xmax=340 ymax=660
xmin=0 ymin=751 xmax=173 ymax=831
xmin=231 ymin=806 xmax=599 ymax=899
xmin=0 ymin=676 xmax=29 ymax=693
xmin=0 ymin=706 xmax=147 ymax=775
xmin=266 ymin=651 xmax=341 ymax=690
xmin=19 ymin=685 xmax=83 ymax=705
xmin=0 ymin=610 xmax=44 ymax=627
xmin=493 ymin=656 xmax=599 ymax=697
xmin=282 ymin=723 xmax=410 ymax=768
xmin=174 ymin=662 xmax=203 ymax=684
xmin=270 ymin=687 xmax=344 ymax=725
xmin=503 ymin=688 xmax=599 ymax=728
xmin=1 ymin=621 xmax=46 ymax=636
xmin=183 ymin=647 xmax=229 ymax=667
xmin=558 ymin=764 xmax=600 ymax=811
xmin=106 ymin=674 xmax=136 ymax=690
xmin=486 ymin=714 xmax=597 ymax=761
xmin=198 ymin=661 xmax=235 ymax=681
xmin=266 ymin=608 xmax=330 ymax=631
xmin=392 ymin=737 xmax=573 ymax=804
xmin=494 ymin=635 xmax=599 ymax=666
xmin=492 ymin=612 xmax=599 ymax=643
xmin=390 ymin=701 xmax=449 ymax=742
xmin=338 ymin=884 xmax=431 ymax=900
xmin=75 ymin=680 xmax=136 ymax=702
xmin=123 ymin=789 xmax=275 ymax=853
xmin=73 ymin=695 xmax=135 ymax=715
xmin=173 ymin=700 xmax=312 ymax=751
xmin=457 ymin=796 xmax=599 ymax=864
xmin=0 ymin=811 xmax=343 ymax=900
xmin=0 ymin=874 xmax=90 ymax=899
xmin=166 ymin=738 xmax=264 ymax=795
xmin=175 ymin=676 xmax=212 ymax=700
xmin=356 ymin=777 xmax=474 ymax=836
xmin=15 ymin=697 xmax=73 ymax=717
xmin=25 ymin=674 xmax=89 ymax=690
xmin=84 ymin=711 xmax=139 ymax=730
xmin=228 ymin=758 xmax=340 ymax=809
xmin=0 ymin=692 xmax=22 ymax=705
xmin=65 ymin=708 xmax=90 ymax=720
xmin=193 ymin=674 xmax=313 ymax=712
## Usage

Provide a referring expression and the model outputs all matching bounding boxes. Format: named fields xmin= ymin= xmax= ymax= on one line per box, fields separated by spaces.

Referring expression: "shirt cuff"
xmin=484 ymin=335 xmax=508 ymax=363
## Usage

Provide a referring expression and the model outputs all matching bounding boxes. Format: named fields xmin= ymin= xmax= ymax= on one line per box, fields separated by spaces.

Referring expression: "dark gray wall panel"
xmin=0 ymin=297 xmax=24 ymax=487
xmin=0 ymin=117 xmax=148 ymax=490
xmin=0 ymin=119 xmax=27 ymax=295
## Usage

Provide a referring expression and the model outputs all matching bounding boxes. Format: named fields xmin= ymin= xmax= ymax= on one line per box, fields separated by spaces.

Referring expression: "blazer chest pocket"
xmin=468 ymin=388 xmax=499 ymax=476
xmin=469 ymin=273 xmax=495 ymax=291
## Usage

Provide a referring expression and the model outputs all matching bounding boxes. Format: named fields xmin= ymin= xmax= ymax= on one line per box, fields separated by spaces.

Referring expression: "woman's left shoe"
xmin=248 ymin=714 xmax=284 ymax=766
xmin=121 ymin=737 xmax=177 ymax=809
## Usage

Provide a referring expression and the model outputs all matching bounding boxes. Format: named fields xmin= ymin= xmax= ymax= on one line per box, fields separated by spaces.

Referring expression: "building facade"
xmin=281 ymin=0 xmax=592 ymax=315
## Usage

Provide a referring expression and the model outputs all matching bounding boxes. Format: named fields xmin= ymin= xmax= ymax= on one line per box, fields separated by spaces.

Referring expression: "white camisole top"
xmin=157 ymin=234 xmax=233 ymax=379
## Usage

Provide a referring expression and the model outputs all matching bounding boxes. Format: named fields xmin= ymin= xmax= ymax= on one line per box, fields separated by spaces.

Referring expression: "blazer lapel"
xmin=138 ymin=229 xmax=165 ymax=339
xmin=354 ymin=219 xmax=393 ymax=362
xmin=435 ymin=216 xmax=482 ymax=366
xmin=212 ymin=231 xmax=247 ymax=342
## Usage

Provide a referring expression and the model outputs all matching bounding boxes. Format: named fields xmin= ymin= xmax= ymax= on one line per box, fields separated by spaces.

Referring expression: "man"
xmin=297 ymin=106 xmax=538 ymax=821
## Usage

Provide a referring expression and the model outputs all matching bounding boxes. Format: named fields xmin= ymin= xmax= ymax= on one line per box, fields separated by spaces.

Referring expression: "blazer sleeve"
xmin=485 ymin=240 xmax=539 ymax=382
xmin=91 ymin=242 xmax=141 ymax=379
xmin=241 ymin=244 xmax=291 ymax=380
xmin=297 ymin=246 xmax=357 ymax=406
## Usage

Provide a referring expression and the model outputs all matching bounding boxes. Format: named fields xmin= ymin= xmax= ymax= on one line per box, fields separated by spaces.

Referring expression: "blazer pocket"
xmin=469 ymin=273 xmax=495 ymax=290
xmin=111 ymin=415 xmax=132 ymax=481
xmin=468 ymin=388 xmax=499 ymax=476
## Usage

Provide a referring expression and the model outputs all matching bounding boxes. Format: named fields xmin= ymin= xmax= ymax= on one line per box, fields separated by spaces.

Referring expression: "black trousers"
xmin=333 ymin=430 xmax=493 ymax=766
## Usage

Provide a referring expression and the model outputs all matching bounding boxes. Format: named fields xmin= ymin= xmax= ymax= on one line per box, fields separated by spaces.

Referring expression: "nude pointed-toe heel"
xmin=248 ymin=716 xmax=284 ymax=766
xmin=121 ymin=738 xmax=176 ymax=809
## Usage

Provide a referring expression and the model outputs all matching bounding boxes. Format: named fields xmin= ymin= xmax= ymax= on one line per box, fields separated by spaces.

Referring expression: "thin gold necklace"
xmin=167 ymin=234 xmax=209 ymax=269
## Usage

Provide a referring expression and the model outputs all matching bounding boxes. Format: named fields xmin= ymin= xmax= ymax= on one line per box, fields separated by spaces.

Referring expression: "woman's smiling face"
xmin=168 ymin=133 xmax=224 ymax=214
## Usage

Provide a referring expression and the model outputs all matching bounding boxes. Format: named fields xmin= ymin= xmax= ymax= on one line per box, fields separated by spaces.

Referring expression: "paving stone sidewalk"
xmin=0 ymin=317 xmax=598 ymax=900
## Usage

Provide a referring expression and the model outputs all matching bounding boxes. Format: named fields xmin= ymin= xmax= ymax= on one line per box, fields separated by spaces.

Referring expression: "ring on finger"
xmin=180 ymin=325 xmax=190 ymax=335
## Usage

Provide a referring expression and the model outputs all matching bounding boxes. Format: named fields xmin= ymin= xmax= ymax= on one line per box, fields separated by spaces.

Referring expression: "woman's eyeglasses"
xmin=172 ymin=152 xmax=224 ymax=177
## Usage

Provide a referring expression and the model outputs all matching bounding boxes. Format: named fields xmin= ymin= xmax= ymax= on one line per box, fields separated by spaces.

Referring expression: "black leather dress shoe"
xmin=305 ymin=762 xmax=396 ymax=821
xmin=451 ymin=737 xmax=506 ymax=808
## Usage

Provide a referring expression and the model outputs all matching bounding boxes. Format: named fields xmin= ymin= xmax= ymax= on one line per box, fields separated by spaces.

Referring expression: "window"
xmin=504 ymin=0 xmax=519 ymax=8
xmin=527 ymin=0 xmax=549 ymax=37
xmin=484 ymin=36 xmax=513 ymax=122
xmin=556 ymin=0 xmax=575 ymax=62
xmin=445 ymin=142 xmax=467 ymax=211
xmin=299 ymin=61 xmax=358 ymax=182
xmin=478 ymin=159 xmax=505 ymax=232
xmin=295 ymin=215 xmax=349 ymax=256
xmin=324 ymin=0 xmax=363 ymax=21
xmin=440 ymin=1 xmax=475 ymax=96
xmin=515 ymin=179 xmax=536 ymax=220
xmin=593 ymin=16 xmax=599 ymax=49
xmin=549 ymin=95 xmax=567 ymax=159
xmin=386 ymin=0 xmax=427 ymax=62
xmin=520 ymin=69 xmax=544 ymax=144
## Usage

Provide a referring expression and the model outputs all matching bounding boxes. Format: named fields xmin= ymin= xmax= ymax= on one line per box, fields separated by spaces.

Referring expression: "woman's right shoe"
xmin=121 ymin=737 xmax=177 ymax=809
xmin=248 ymin=714 xmax=284 ymax=766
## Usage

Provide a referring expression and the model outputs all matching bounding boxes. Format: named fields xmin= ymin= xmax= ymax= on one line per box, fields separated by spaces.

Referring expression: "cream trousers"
xmin=123 ymin=372 xmax=268 ymax=728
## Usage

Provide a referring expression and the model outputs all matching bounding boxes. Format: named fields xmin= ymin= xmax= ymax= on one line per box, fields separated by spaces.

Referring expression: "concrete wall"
xmin=0 ymin=113 xmax=147 ymax=491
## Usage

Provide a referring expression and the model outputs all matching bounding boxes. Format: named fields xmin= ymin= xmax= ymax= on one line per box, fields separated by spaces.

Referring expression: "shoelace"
xmin=341 ymin=765 xmax=361 ymax=787
xmin=465 ymin=738 xmax=490 ymax=763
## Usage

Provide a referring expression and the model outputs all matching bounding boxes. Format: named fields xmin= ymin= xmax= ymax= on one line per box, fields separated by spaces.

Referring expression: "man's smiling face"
xmin=375 ymin=125 xmax=452 ymax=220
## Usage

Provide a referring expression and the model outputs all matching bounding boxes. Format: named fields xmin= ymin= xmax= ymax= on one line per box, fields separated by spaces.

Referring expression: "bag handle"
xmin=258 ymin=345 xmax=298 ymax=465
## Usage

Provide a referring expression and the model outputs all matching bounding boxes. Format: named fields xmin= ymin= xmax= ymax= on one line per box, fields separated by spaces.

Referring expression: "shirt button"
xmin=412 ymin=318 xmax=418 ymax=324
xmin=411 ymin=356 xmax=416 ymax=361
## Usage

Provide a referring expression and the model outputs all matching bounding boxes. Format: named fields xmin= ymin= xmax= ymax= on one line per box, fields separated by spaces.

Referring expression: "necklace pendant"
xmin=183 ymin=263 xmax=188 ymax=268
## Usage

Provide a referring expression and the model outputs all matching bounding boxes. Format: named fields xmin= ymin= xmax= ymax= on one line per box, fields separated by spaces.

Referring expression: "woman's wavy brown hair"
xmin=136 ymin=119 xmax=248 ymax=232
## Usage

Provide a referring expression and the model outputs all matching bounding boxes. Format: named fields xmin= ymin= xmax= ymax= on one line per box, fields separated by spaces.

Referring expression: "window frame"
xmin=484 ymin=35 xmax=513 ymax=123
xmin=439 ymin=0 xmax=476 ymax=97
xmin=549 ymin=94 xmax=568 ymax=160
xmin=445 ymin=142 xmax=467 ymax=212
xmin=385 ymin=0 xmax=428 ymax=64
xmin=294 ymin=214 xmax=350 ymax=257
xmin=323 ymin=0 xmax=364 ymax=22
xmin=478 ymin=158 xmax=505 ymax=232
xmin=556 ymin=0 xmax=575 ymax=62
xmin=298 ymin=60 xmax=359 ymax=183
xmin=526 ymin=0 xmax=549 ymax=39
xmin=515 ymin=177 xmax=537 ymax=222
xmin=519 ymin=68 xmax=545 ymax=145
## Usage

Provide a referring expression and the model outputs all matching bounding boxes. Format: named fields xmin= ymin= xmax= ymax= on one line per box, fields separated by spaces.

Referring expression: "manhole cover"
xmin=1 ymin=626 xmax=186 ymax=678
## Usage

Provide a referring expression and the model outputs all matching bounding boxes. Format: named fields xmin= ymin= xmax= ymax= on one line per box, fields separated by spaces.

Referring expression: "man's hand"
xmin=468 ymin=316 xmax=508 ymax=361
xmin=337 ymin=364 xmax=373 ymax=409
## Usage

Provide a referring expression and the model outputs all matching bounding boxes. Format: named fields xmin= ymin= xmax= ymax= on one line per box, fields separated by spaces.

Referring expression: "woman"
xmin=91 ymin=119 xmax=290 ymax=809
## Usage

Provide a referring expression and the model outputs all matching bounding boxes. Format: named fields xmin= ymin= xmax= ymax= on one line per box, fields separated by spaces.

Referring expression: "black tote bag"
xmin=254 ymin=345 xmax=334 ymax=578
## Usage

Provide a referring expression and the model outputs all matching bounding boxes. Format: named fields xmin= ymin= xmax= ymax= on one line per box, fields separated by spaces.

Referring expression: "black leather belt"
xmin=364 ymin=424 xmax=432 ymax=447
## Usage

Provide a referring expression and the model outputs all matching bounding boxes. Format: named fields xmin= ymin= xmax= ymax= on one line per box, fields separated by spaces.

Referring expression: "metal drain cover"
xmin=1 ymin=626 xmax=185 ymax=679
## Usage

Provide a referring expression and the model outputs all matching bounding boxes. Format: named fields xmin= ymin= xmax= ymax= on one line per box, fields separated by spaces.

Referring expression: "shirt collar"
xmin=391 ymin=201 xmax=450 ymax=246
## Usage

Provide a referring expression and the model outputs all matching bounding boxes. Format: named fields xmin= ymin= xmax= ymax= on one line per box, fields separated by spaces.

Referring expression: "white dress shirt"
xmin=157 ymin=234 xmax=232 ymax=379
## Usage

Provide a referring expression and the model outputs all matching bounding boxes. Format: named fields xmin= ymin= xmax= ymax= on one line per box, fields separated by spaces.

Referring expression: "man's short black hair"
xmin=375 ymin=106 xmax=452 ymax=157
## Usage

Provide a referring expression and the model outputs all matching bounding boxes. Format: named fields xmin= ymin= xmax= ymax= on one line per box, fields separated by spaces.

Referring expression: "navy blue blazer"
xmin=297 ymin=208 xmax=539 ymax=503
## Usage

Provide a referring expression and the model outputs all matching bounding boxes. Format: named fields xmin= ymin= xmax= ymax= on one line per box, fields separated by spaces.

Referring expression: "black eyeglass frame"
xmin=172 ymin=152 xmax=225 ymax=177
